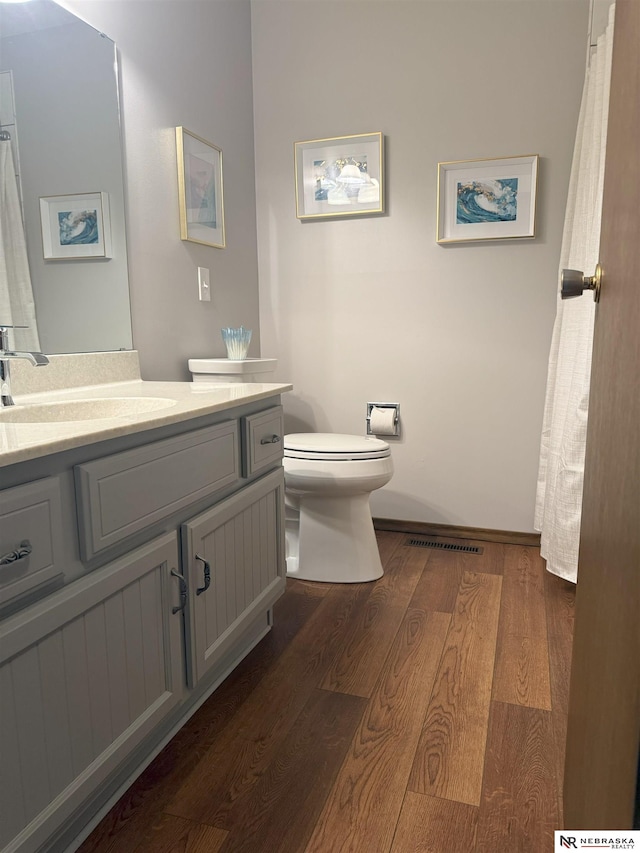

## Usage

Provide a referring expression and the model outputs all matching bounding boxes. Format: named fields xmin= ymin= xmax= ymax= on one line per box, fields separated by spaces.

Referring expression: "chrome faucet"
xmin=0 ymin=325 xmax=49 ymax=407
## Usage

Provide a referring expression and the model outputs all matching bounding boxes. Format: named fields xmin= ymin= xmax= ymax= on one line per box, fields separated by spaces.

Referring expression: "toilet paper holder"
xmin=366 ymin=402 xmax=400 ymax=437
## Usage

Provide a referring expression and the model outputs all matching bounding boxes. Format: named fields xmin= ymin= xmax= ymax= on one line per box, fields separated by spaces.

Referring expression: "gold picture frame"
xmin=176 ymin=127 xmax=225 ymax=248
xmin=436 ymin=154 xmax=539 ymax=244
xmin=294 ymin=132 xmax=384 ymax=220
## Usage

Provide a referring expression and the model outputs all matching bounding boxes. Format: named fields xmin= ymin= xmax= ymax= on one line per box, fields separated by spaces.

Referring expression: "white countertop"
xmin=0 ymin=379 xmax=292 ymax=467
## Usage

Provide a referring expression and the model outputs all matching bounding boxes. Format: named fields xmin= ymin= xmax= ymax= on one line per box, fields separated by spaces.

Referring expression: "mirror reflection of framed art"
xmin=40 ymin=192 xmax=112 ymax=260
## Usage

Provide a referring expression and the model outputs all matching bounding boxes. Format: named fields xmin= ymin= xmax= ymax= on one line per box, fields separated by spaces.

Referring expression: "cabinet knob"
xmin=260 ymin=434 xmax=281 ymax=445
xmin=195 ymin=553 xmax=211 ymax=596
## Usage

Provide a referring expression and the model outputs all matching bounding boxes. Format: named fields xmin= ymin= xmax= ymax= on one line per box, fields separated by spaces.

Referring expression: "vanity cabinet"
xmin=0 ymin=396 xmax=286 ymax=853
xmin=0 ymin=534 xmax=184 ymax=853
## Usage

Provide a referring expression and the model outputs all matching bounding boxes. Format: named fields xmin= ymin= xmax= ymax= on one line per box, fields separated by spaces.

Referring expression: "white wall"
xmin=67 ymin=0 xmax=261 ymax=380
xmin=55 ymin=0 xmax=589 ymax=533
xmin=252 ymin=0 xmax=589 ymax=532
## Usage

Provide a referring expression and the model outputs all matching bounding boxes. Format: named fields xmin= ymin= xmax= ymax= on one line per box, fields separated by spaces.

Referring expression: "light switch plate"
xmin=198 ymin=267 xmax=211 ymax=301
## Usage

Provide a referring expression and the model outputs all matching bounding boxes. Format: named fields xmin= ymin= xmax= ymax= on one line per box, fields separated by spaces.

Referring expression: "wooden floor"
xmin=78 ymin=531 xmax=575 ymax=853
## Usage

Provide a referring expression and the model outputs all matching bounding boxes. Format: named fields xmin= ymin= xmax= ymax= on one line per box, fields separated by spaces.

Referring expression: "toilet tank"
xmin=188 ymin=358 xmax=277 ymax=384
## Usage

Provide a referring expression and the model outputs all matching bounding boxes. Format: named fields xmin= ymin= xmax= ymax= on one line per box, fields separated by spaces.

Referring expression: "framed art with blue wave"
xmin=40 ymin=192 xmax=112 ymax=259
xmin=436 ymin=155 xmax=538 ymax=243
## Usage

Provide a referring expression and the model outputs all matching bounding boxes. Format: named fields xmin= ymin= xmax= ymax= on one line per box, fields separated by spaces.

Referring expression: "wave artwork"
xmin=57 ymin=209 xmax=99 ymax=245
xmin=456 ymin=178 xmax=518 ymax=224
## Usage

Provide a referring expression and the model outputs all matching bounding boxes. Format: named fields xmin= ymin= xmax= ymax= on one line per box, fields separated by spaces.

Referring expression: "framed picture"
xmin=294 ymin=132 xmax=384 ymax=220
xmin=436 ymin=154 xmax=539 ymax=243
xmin=176 ymin=126 xmax=225 ymax=248
xmin=39 ymin=192 xmax=112 ymax=259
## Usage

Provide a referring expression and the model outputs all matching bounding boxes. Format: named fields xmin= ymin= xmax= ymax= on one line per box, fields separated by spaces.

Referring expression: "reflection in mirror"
xmin=0 ymin=0 xmax=132 ymax=354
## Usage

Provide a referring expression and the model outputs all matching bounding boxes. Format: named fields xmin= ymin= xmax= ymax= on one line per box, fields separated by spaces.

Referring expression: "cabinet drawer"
xmin=0 ymin=477 xmax=63 ymax=609
xmin=242 ymin=406 xmax=284 ymax=477
xmin=76 ymin=421 xmax=239 ymax=560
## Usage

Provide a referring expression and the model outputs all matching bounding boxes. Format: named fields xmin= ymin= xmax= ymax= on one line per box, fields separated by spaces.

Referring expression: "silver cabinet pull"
xmin=1 ymin=540 xmax=32 ymax=566
xmin=195 ymin=553 xmax=211 ymax=596
xmin=170 ymin=568 xmax=187 ymax=614
xmin=260 ymin=434 xmax=281 ymax=445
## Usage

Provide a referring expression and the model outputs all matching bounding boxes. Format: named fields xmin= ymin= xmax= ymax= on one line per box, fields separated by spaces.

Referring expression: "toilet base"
xmin=285 ymin=493 xmax=383 ymax=583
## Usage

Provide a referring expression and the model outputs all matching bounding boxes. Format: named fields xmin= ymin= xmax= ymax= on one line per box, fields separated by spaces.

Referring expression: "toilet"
xmin=284 ymin=433 xmax=394 ymax=583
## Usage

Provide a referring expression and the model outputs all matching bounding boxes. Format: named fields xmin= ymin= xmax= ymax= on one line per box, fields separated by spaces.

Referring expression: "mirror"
xmin=0 ymin=0 xmax=132 ymax=354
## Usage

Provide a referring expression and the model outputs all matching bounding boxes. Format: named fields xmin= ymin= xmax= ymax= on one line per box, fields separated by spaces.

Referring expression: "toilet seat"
xmin=284 ymin=433 xmax=390 ymax=461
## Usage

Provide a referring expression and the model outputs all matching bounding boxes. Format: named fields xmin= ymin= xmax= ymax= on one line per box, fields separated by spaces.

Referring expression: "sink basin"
xmin=0 ymin=397 xmax=177 ymax=424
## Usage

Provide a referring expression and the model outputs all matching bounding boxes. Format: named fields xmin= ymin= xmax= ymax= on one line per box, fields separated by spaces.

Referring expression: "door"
xmin=181 ymin=468 xmax=286 ymax=688
xmin=0 ymin=532 xmax=185 ymax=853
xmin=563 ymin=0 xmax=640 ymax=829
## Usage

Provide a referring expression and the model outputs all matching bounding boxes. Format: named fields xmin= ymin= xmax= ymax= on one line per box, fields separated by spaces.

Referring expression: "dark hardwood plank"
xmin=473 ymin=541 xmax=505 ymax=576
xmin=320 ymin=542 xmax=428 ymax=697
xmin=409 ymin=571 xmax=502 ymax=806
xmin=549 ymin=630 xmax=573 ymax=822
xmin=544 ymin=568 xmax=575 ymax=639
xmin=391 ymin=792 xmax=478 ymax=853
xmin=493 ymin=634 xmax=552 ymax=711
xmin=544 ymin=568 xmax=576 ymax=813
xmin=132 ymin=814 xmax=227 ymax=852
xmin=215 ymin=688 xmax=365 ymax=852
xmin=164 ymin=580 xmax=374 ymax=827
xmin=475 ymin=701 xmax=559 ymax=852
xmin=492 ymin=546 xmax=552 ymax=710
xmin=409 ymin=540 xmax=504 ymax=615
xmin=497 ymin=546 xmax=549 ymax=638
xmin=409 ymin=547 xmax=465 ymax=613
xmin=77 ymin=582 xmax=323 ymax=853
xmin=305 ymin=608 xmax=451 ymax=853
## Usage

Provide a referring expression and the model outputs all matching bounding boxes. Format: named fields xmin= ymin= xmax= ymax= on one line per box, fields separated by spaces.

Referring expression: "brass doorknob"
xmin=561 ymin=264 xmax=602 ymax=302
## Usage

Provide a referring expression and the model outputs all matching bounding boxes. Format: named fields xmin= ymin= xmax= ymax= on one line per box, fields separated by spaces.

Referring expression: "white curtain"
xmin=0 ymin=138 xmax=40 ymax=351
xmin=535 ymin=5 xmax=615 ymax=584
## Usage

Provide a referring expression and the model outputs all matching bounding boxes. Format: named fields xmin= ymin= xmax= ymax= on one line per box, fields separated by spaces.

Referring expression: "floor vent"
xmin=405 ymin=537 xmax=483 ymax=555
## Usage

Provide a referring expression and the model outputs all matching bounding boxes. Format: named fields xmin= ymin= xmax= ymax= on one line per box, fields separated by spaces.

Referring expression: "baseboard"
xmin=373 ymin=517 xmax=541 ymax=547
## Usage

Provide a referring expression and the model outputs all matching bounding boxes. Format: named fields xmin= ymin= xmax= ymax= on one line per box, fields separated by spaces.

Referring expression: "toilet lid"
xmin=284 ymin=433 xmax=391 ymax=460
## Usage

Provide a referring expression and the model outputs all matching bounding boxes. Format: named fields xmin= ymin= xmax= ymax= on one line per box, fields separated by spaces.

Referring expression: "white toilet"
xmin=284 ymin=433 xmax=394 ymax=583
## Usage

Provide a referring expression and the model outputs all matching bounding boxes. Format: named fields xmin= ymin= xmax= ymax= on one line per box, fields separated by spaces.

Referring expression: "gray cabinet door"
xmin=0 ymin=533 xmax=184 ymax=853
xmin=182 ymin=468 xmax=286 ymax=688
